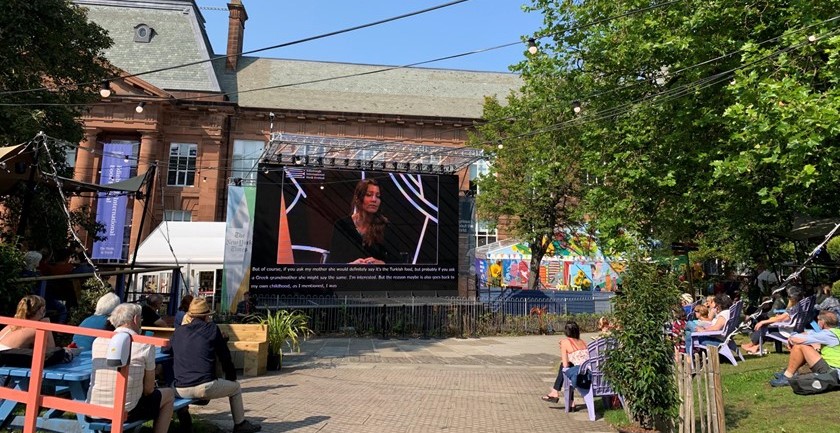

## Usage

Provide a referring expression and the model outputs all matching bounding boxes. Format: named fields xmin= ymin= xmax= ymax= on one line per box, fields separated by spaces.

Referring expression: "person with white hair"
xmin=87 ymin=303 xmax=174 ymax=433
xmin=72 ymin=292 xmax=121 ymax=349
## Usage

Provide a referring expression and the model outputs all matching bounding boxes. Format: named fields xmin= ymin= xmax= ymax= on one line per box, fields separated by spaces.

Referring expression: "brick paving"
xmin=191 ymin=334 xmax=616 ymax=433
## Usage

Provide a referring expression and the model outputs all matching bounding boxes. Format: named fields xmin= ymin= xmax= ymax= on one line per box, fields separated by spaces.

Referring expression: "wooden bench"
xmin=87 ymin=397 xmax=195 ymax=432
xmin=218 ymin=324 xmax=268 ymax=377
xmin=143 ymin=324 xmax=268 ymax=377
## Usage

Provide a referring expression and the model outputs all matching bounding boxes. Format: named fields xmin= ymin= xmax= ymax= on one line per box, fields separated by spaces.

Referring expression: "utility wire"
xmin=0 ymin=0 xmax=471 ymax=97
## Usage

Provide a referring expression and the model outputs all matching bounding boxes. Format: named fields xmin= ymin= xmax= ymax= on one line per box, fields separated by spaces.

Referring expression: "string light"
xmin=135 ymin=102 xmax=146 ymax=113
xmin=99 ymin=81 xmax=111 ymax=98
xmin=572 ymin=101 xmax=582 ymax=114
xmin=527 ymin=38 xmax=538 ymax=55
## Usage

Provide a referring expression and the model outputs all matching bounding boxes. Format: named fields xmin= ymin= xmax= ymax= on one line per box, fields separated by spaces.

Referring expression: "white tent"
xmin=134 ymin=222 xmax=226 ymax=302
xmin=135 ymin=221 xmax=226 ymax=265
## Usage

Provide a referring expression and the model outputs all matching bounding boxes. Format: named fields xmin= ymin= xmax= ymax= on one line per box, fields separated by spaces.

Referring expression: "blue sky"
xmin=195 ymin=0 xmax=544 ymax=73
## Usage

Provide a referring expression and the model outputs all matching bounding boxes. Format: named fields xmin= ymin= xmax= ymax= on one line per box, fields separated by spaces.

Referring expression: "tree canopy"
xmin=471 ymin=0 xmax=840 ymax=264
xmin=0 ymin=0 xmax=111 ymax=250
xmin=0 ymin=0 xmax=112 ymax=145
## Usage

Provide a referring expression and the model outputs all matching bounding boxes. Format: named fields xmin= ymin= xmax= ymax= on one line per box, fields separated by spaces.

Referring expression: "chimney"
xmin=226 ymin=0 xmax=248 ymax=71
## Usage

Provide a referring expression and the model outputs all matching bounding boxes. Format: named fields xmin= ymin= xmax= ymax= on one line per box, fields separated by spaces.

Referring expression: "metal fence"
xmin=251 ymin=294 xmax=614 ymax=338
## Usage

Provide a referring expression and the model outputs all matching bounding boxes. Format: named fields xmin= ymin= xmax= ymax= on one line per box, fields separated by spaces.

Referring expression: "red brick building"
xmin=73 ymin=0 xmax=520 ymax=296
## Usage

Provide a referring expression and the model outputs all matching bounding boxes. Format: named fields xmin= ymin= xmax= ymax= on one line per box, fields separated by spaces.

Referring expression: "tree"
xmin=0 ymin=0 xmax=111 ymax=250
xmin=495 ymin=0 xmax=840 ymax=265
xmin=469 ymin=53 xmax=590 ymax=290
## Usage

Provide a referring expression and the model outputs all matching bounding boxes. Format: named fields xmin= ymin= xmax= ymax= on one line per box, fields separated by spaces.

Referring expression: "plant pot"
xmin=267 ymin=353 xmax=282 ymax=371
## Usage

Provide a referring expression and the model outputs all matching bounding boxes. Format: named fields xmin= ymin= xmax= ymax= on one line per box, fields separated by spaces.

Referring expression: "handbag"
xmin=0 ymin=347 xmax=68 ymax=367
xmin=576 ymin=370 xmax=592 ymax=389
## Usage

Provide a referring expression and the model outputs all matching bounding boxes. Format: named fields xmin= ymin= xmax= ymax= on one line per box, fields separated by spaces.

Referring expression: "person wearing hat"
xmin=169 ymin=298 xmax=261 ymax=433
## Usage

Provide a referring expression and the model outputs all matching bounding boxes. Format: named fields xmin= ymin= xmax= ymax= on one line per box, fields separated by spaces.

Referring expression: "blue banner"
xmin=92 ymin=142 xmax=132 ymax=260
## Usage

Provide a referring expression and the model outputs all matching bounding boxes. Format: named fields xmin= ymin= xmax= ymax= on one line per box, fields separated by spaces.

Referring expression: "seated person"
xmin=815 ymin=283 xmax=840 ymax=316
xmin=680 ymin=293 xmax=694 ymax=317
xmin=72 ymin=292 xmax=120 ymax=349
xmin=174 ymin=294 xmax=194 ymax=329
xmin=685 ymin=294 xmax=733 ymax=352
xmin=741 ymin=287 xmax=804 ymax=355
xmin=141 ymin=294 xmax=168 ymax=328
xmin=236 ymin=292 xmax=257 ymax=316
xmin=88 ymin=303 xmax=174 ymax=433
xmin=328 ymin=179 xmax=403 ymax=264
xmin=770 ymin=310 xmax=840 ymax=386
xmin=170 ymin=299 xmax=261 ymax=433
xmin=0 ymin=295 xmax=57 ymax=351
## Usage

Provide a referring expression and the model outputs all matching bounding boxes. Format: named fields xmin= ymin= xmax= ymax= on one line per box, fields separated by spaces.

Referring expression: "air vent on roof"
xmin=134 ymin=24 xmax=154 ymax=43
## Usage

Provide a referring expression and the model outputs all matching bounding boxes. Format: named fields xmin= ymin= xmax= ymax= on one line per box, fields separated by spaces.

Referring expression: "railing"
xmin=252 ymin=294 xmax=614 ymax=338
xmin=0 ymin=316 xmax=169 ymax=433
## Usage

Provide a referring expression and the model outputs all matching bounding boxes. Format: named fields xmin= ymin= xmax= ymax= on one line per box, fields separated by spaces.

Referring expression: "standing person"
xmin=540 ymin=321 xmax=590 ymax=404
xmin=170 ymin=298 xmax=261 ymax=433
xmin=87 ymin=303 xmax=174 ymax=433
xmin=328 ymin=178 xmax=402 ymax=264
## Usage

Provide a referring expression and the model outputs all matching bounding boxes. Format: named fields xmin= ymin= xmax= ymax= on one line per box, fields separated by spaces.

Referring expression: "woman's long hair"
xmin=11 ymin=295 xmax=46 ymax=330
xmin=178 ymin=294 xmax=194 ymax=312
xmin=352 ymin=178 xmax=389 ymax=247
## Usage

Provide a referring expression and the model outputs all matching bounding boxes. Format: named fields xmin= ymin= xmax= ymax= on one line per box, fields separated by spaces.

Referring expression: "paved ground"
xmin=191 ymin=334 xmax=616 ymax=433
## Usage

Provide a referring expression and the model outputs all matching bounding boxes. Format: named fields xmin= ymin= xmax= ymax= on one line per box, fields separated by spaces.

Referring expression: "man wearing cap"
xmin=169 ymin=298 xmax=261 ymax=433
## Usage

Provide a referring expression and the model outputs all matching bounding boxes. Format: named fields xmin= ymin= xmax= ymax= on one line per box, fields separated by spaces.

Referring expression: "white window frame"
xmin=167 ymin=143 xmax=197 ymax=187
xmin=232 ymin=140 xmax=265 ymax=182
xmin=163 ymin=210 xmax=192 ymax=222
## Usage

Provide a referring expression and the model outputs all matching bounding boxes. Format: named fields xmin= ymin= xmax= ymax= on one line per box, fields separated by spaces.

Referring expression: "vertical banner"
xmin=223 ymin=184 xmax=256 ymax=311
xmin=92 ymin=142 xmax=132 ymax=260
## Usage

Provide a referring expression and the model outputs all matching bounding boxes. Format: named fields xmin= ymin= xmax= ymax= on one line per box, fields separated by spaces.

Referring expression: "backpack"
xmin=789 ymin=370 xmax=840 ymax=395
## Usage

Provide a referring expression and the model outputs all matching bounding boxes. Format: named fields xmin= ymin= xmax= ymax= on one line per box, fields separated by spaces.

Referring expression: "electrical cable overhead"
xmin=0 ymin=0 xmax=472 ymax=97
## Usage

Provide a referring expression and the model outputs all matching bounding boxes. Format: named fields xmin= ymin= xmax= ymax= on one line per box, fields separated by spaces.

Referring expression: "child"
xmin=595 ymin=316 xmax=613 ymax=338
xmin=670 ymin=307 xmax=688 ymax=353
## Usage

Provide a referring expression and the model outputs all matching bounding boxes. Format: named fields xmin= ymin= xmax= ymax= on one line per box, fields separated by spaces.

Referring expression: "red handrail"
xmin=0 ymin=316 xmax=170 ymax=433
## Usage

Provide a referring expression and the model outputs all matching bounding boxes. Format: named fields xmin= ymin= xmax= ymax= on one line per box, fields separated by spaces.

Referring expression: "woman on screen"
xmin=329 ymin=178 xmax=402 ymax=264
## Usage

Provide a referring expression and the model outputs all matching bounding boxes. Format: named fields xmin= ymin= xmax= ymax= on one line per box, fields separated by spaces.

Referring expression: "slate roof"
xmin=76 ymin=0 xmax=220 ymax=93
xmin=214 ymin=57 xmax=522 ymax=119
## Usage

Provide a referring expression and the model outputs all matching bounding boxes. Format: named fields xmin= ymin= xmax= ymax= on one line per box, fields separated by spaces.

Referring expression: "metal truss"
xmin=265 ymin=133 xmax=483 ymax=174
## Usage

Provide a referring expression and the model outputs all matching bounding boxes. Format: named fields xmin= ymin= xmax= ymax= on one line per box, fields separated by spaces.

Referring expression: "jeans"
xmin=176 ymin=379 xmax=245 ymax=424
xmin=553 ymin=365 xmax=581 ymax=390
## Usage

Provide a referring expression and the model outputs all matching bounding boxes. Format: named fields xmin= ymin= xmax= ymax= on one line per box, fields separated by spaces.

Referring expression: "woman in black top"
xmin=329 ymin=178 xmax=402 ymax=264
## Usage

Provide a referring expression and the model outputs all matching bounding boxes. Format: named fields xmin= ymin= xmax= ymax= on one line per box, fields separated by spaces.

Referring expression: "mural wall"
xmin=475 ymin=231 xmax=625 ymax=291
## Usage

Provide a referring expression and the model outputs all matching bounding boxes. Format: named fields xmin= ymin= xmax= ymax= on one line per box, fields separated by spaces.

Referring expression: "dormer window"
xmin=134 ymin=24 xmax=154 ymax=43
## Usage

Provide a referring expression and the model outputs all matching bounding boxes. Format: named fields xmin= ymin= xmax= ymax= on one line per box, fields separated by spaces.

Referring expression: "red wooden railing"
xmin=0 ymin=316 xmax=169 ymax=433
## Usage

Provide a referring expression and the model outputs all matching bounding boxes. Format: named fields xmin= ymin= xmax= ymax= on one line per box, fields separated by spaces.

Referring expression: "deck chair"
xmin=758 ymin=295 xmax=815 ymax=355
xmin=562 ymin=338 xmax=624 ymax=421
xmin=689 ymin=300 xmax=744 ymax=365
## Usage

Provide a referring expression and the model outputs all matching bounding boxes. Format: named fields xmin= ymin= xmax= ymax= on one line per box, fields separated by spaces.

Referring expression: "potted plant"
xmin=262 ymin=309 xmax=313 ymax=370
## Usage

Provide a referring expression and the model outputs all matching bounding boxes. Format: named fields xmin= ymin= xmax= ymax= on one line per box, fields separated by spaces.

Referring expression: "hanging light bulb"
xmin=99 ymin=81 xmax=112 ymax=98
xmin=527 ymin=38 xmax=538 ymax=55
xmin=135 ymin=102 xmax=146 ymax=113
xmin=572 ymin=100 xmax=582 ymax=114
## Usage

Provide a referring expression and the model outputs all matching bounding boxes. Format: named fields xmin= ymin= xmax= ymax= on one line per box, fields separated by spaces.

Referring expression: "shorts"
xmin=86 ymin=389 xmax=162 ymax=424
xmin=811 ymin=358 xmax=834 ymax=375
xmin=127 ymin=389 xmax=162 ymax=422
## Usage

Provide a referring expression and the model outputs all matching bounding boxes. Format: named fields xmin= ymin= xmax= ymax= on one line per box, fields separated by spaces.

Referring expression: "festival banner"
xmin=222 ymin=184 xmax=256 ymax=311
xmin=92 ymin=142 xmax=132 ymax=260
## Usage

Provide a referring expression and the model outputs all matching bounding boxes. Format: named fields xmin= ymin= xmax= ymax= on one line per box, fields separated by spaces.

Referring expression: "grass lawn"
xmin=602 ymin=341 xmax=840 ymax=433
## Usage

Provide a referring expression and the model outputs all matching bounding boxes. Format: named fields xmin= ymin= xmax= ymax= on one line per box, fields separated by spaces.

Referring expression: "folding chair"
xmin=562 ymin=338 xmax=624 ymax=421
xmin=758 ymin=295 xmax=815 ymax=355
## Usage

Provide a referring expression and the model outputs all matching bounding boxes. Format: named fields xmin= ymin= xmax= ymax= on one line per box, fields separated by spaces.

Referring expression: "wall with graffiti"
xmin=475 ymin=232 xmax=625 ymax=291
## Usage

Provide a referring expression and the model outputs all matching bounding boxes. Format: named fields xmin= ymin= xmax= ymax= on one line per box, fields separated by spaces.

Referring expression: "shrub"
xmin=67 ymin=277 xmax=112 ymax=326
xmin=828 ymin=236 xmax=840 ymax=262
xmin=604 ymin=260 xmax=680 ymax=430
xmin=0 ymin=242 xmax=28 ymax=317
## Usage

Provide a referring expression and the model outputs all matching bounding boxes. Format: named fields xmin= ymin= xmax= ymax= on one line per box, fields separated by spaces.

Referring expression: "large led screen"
xmin=250 ymin=166 xmax=459 ymax=293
